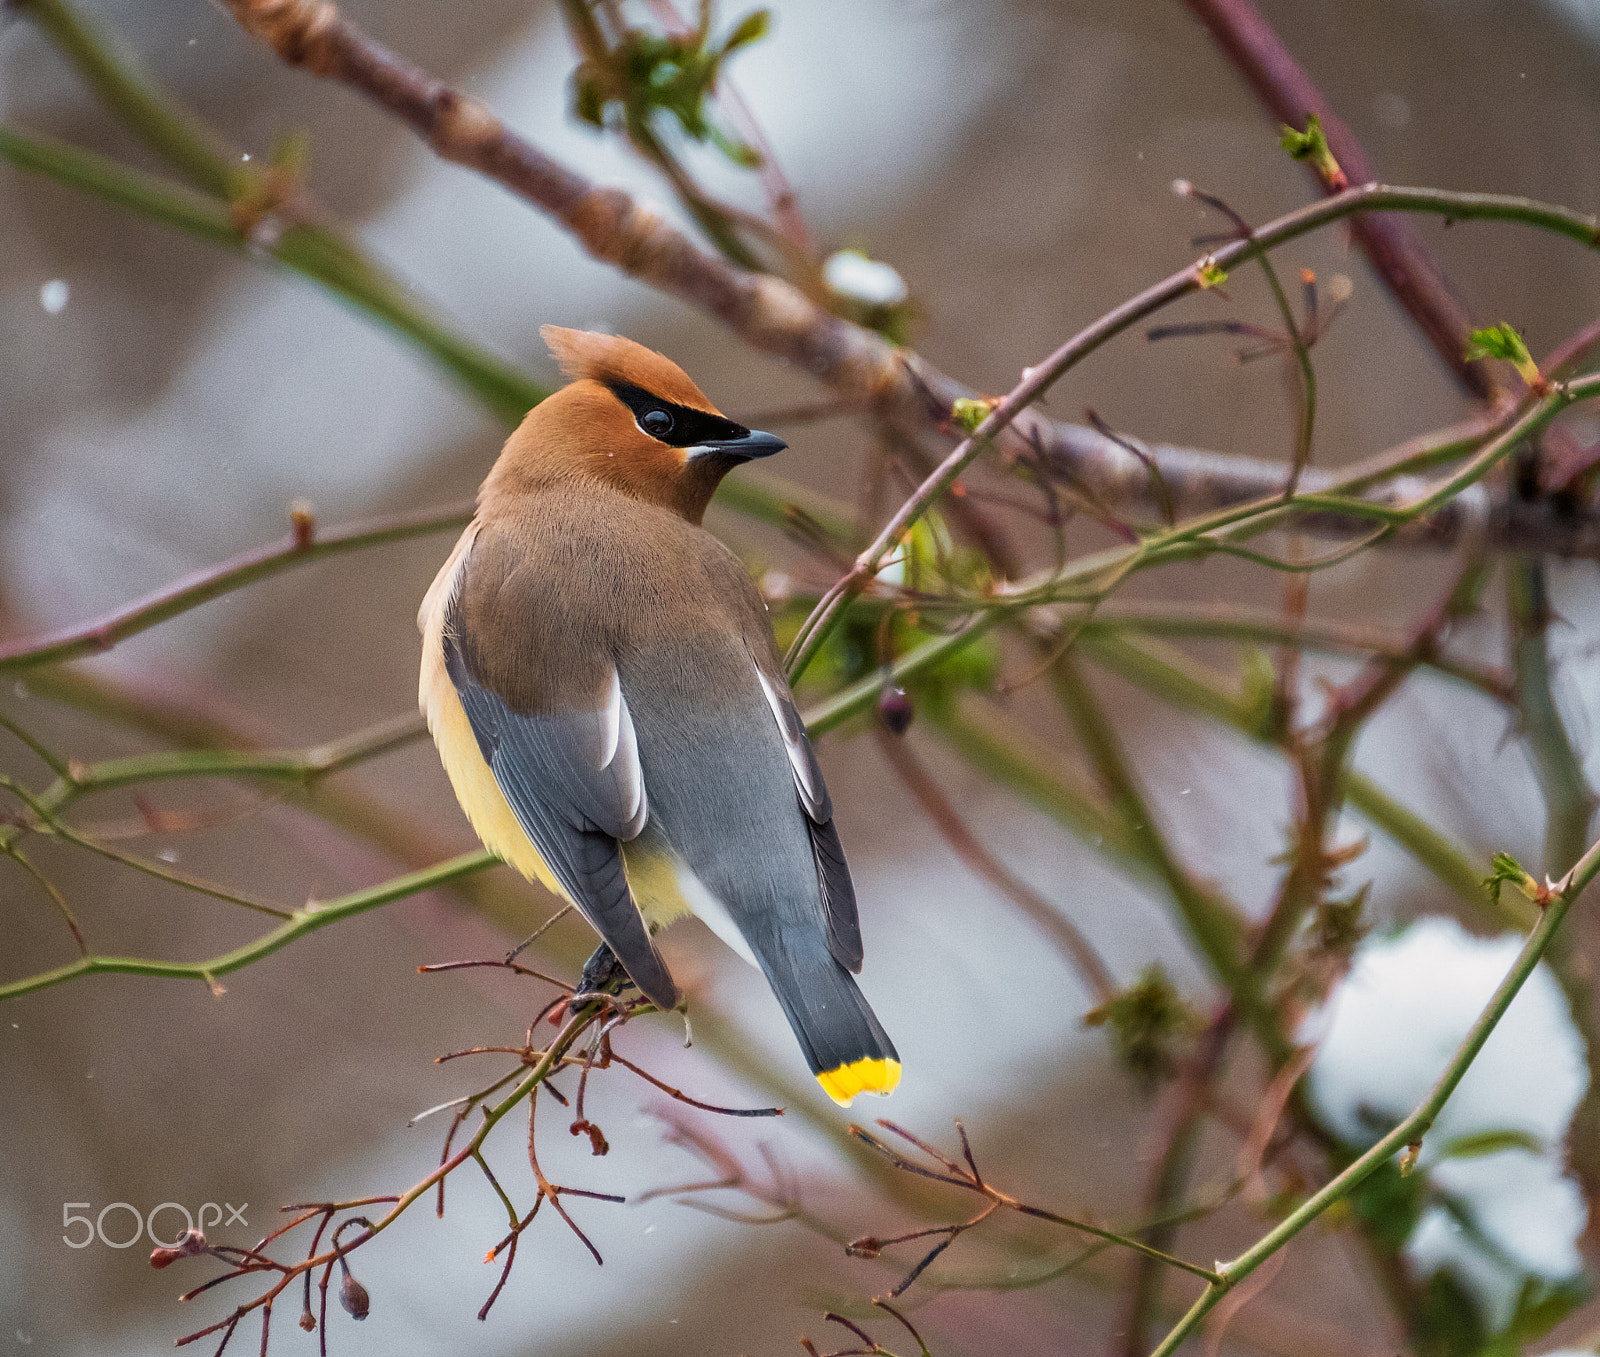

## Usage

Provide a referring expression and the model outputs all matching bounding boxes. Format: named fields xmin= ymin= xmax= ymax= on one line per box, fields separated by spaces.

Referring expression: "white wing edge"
xmin=753 ymin=664 xmax=827 ymax=820
xmin=609 ymin=677 xmax=648 ymax=838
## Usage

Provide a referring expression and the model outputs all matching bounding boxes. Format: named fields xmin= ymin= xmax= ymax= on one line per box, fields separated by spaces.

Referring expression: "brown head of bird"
xmin=481 ymin=325 xmax=786 ymax=525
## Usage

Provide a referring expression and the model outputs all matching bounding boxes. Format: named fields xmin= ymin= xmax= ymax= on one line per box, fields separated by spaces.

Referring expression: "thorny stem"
xmin=785 ymin=205 xmax=1599 ymax=681
xmin=52 ymin=711 xmax=430 ymax=797
xmin=0 ymin=852 xmax=496 ymax=1001
xmin=0 ymin=461 xmax=841 ymax=676
xmin=0 ymin=500 xmax=472 ymax=672
xmin=851 ymin=1121 xmax=1225 ymax=1288
xmin=1148 ymin=830 xmax=1600 ymax=1356
xmin=1042 ymin=653 xmax=1282 ymax=1054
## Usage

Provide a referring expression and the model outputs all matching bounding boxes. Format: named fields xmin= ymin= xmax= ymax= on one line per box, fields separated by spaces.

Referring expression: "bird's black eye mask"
xmin=607 ymin=381 xmax=751 ymax=448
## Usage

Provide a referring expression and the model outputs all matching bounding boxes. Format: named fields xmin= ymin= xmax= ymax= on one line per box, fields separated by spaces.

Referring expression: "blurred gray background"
xmin=3 ymin=1 xmax=1600 ymax=1353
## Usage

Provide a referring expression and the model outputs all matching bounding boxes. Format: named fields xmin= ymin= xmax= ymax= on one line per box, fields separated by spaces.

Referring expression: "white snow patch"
xmin=823 ymin=251 xmax=909 ymax=307
xmin=1306 ymin=916 xmax=1588 ymax=1330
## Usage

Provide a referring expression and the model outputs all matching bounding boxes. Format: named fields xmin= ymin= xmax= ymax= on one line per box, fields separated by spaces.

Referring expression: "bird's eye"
xmin=640 ymin=408 xmax=675 ymax=438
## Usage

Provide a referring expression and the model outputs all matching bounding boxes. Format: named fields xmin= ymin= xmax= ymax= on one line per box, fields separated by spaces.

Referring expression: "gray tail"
xmin=755 ymin=932 xmax=900 ymax=1103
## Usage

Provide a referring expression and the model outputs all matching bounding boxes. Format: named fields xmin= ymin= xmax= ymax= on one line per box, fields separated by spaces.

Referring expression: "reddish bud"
xmin=299 ymin=1310 xmax=316 ymax=1333
xmin=150 ymin=1228 xmax=208 ymax=1267
xmin=878 ymin=686 xmax=914 ymax=736
xmin=290 ymin=499 xmax=316 ymax=549
xmin=845 ymin=1236 xmax=883 ymax=1259
xmin=570 ymin=1118 xmax=610 ymax=1156
xmin=339 ymin=1272 xmax=370 ymax=1321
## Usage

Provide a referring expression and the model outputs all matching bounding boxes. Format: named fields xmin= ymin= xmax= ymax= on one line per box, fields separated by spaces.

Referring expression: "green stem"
xmin=0 ymin=708 xmax=73 ymax=780
xmin=60 ymin=711 xmax=428 ymax=795
xmin=0 ymin=125 xmax=545 ymax=428
xmin=18 ymin=0 xmax=244 ymax=197
xmin=15 ymin=0 xmax=547 ymax=426
xmin=0 ymin=851 xmax=497 ymax=1001
xmin=1048 ymin=656 xmax=1263 ymax=1041
xmin=1508 ymin=556 xmax=1595 ymax=872
xmin=0 ymin=467 xmax=843 ymax=675
xmin=0 ymin=501 xmax=473 ymax=671
xmin=0 ymin=125 xmax=238 ymax=242
xmin=1149 ymin=832 xmax=1600 ymax=1356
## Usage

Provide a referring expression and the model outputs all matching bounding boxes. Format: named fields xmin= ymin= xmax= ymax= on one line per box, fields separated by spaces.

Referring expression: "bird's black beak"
xmin=693 ymin=428 xmax=787 ymax=461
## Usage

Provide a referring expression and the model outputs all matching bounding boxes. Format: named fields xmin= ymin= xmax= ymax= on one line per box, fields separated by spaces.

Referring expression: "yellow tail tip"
xmin=816 ymin=1057 xmax=901 ymax=1107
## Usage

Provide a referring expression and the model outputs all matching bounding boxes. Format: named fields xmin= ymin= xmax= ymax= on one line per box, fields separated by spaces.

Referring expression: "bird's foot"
xmin=569 ymin=943 xmax=636 ymax=1012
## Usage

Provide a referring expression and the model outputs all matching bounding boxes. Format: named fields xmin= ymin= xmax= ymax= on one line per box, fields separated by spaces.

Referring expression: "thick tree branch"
xmin=222 ymin=0 xmax=904 ymax=400
xmin=216 ymin=3 xmax=1600 ymax=488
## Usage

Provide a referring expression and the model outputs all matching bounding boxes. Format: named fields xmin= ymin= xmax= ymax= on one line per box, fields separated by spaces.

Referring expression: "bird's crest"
xmin=541 ymin=326 xmax=718 ymax=414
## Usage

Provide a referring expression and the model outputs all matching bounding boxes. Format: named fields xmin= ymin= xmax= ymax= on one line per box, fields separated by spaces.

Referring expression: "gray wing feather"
xmin=443 ymin=634 xmax=676 ymax=1009
xmin=808 ymin=814 xmax=863 ymax=971
xmin=749 ymin=658 xmax=861 ymax=971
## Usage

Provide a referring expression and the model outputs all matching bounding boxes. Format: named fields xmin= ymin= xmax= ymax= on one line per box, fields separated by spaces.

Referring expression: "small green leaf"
xmin=1195 ymin=257 xmax=1228 ymax=290
xmin=950 ymin=396 xmax=997 ymax=434
xmin=1308 ymin=884 xmax=1370 ymax=962
xmin=1278 ymin=114 xmax=1324 ymax=160
xmin=721 ymin=8 xmax=771 ymax=53
xmin=708 ymin=125 xmax=763 ymax=169
xmin=1484 ymin=850 xmax=1538 ymax=906
xmin=268 ymin=127 xmax=311 ymax=179
xmin=1436 ymin=1127 xmax=1544 ymax=1160
xmin=1278 ymin=112 xmax=1347 ymax=188
xmin=1237 ymin=646 xmax=1280 ymax=741
xmin=1083 ymin=964 xmax=1199 ymax=1087
xmin=1465 ymin=322 xmax=1544 ymax=388
xmin=572 ymin=70 xmax=607 ymax=127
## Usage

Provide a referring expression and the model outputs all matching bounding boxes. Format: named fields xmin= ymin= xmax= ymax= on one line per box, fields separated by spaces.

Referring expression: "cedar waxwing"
xmin=418 ymin=327 xmax=900 ymax=1106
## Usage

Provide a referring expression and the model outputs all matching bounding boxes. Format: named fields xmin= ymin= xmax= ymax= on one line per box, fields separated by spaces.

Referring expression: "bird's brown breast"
xmin=452 ymin=482 xmax=778 ymax=715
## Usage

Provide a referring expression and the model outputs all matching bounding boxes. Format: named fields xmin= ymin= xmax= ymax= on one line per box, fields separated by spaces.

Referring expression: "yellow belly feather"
xmin=418 ymin=523 xmax=691 ymax=928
